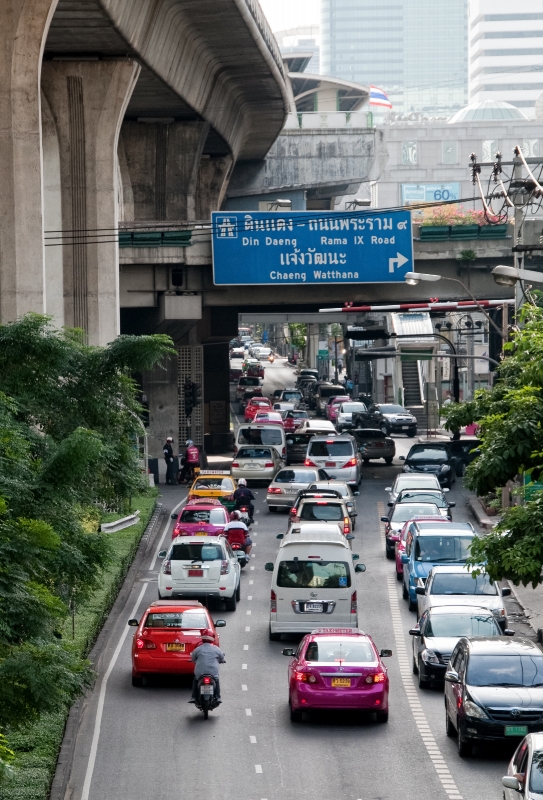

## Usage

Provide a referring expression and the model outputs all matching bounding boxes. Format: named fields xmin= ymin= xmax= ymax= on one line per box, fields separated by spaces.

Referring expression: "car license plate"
xmin=325 ymin=461 xmax=336 ymax=467
xmin=200 ymin=685 xmax=214 ymax=695
xmin=402 ymin=426 xmax=409 ymax=430
xmin=505 ymin=725 xmax=528 ymax=737
xmin=166 ymin=643 xmax=185 ymax=652
xmin=188 ymin=569 xmax=204 ymax=577
xmin=248 ymin=464 xmax=260 ymax=470
xmin=331 ymin=677 xmax=351 ymax=688
xmin=196 ymin=531 xmax=207 ymax=536
xmin=305 ymin=602 xmax=323 ymax=612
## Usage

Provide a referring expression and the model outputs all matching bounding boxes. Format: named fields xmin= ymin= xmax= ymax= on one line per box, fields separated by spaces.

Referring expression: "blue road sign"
xmin=211 ymin=210 xmax=413 ymax=286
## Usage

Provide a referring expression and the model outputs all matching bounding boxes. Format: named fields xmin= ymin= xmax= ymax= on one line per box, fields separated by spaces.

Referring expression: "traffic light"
xmin=192 ymin=382 xmax=202 ymax=408
xmin=184 ymin=380 xmax=194 ymax=417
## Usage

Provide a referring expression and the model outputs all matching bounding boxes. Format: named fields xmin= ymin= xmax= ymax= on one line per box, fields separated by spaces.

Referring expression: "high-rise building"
xmin=275 ymin=27 xmax=321 ymax=74
xmin=469 ymin=0 xmax=543 ymax=117
xmin=321 ymin=0 xmax=468 ymax=116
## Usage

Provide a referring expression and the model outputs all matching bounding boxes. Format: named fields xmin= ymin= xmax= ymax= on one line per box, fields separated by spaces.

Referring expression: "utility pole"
xmin=334 ymin=337 xmax=338 ymax=383
xmin=512 ymin=152 xmax=525 ymax=315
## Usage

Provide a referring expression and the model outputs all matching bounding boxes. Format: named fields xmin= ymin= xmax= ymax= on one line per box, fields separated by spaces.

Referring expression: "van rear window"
xmin=277 ymin=561 xmax=351 ymax=588
xmin=239 ymin=377 xmax=260 ymax=386
xmin=239 ymin=428 xmax=283 ymax=445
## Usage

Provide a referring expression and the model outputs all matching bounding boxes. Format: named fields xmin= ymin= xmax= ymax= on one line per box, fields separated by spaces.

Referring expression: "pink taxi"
xmin=282 ymin=628 xmax=392 ymax=722
xmin=326 ymin=396 xmax=351 ymax=423
xmin=171 ymin=498 xmax=229 ymax=540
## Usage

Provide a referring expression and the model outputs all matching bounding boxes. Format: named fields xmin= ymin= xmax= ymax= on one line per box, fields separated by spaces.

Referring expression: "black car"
xmin=400 ymin=442 xmax=459 ymax=489
xmin=285 ymin=432 xmax=315 ymax=465
xmin=449 ymin=438 xmax=481 ymax=476
xmin=351 ymin=403 xmax=388 ymax=433
xmin=445 ymin=637 xmax=543 ymax=756
xmin=410 ymin=605 xmax=509 ymax=689
xmin=376 ymin=404 xmax=418 ymax=436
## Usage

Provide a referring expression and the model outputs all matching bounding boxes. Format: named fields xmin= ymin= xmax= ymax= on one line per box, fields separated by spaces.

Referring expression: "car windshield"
xmin=391 ymin=504 xmax=440 ymax=522
xmin=193 ymin=477 xmax=234 ymax=492
xmin=407 ymin=446 xmax=449 ymax=463
xmin=398 ymin=492 xmax=447 ymax=508
xmin=414 ymin=535 xmax=473 ymax=562
xmin=431 ymin=573 xmax=497 ymax=595
xmin=237 ymin=448 xmax=273 ymax=460
xmin=530 ymin=751 xmax=543 ymax=793
xmin=282 ymin=392 xmax=302 ymax=401
xmin=239 ymin=428 xmax=283 ymax=445
xmin=380 ymin=405 xmax=408 ymax=414
xmin=275 ymin=470 xmax=316 ymax=483
xmin=309 ymin=441 xmax=353 ymax=457
xmin=467 ymin=655 xmax=543 ymax=687
xmin=424 ymin=613 xmax=499 ymax=638
xmin=180 ymin=508 xmax=226 ymax=525
xmin=285 ymin=411 xmax=308 ymax=419
xmin=300 ymin=502 xmax=343 ymax=521
xmin=144 ymin=610 xmax=209 ymax=629
xmin=395 ymin=477 xmax=439 ymax=492
xmin=340 ymin=403 xmax=367 ymax=414
xmin=170 ymin=543 xmax=223 ymax=561
xmin=305 ymin=639 xmax=375 ymax=663
xmin=239 ymin=377 xmax=260 ymax=386
xmin=255 ymin=412 xmax=282 ymax=421
xmin=277 ymin=561 xmax=351 ymax=588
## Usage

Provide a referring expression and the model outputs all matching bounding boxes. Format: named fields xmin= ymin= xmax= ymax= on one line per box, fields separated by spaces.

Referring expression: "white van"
xmin=236 ymin=423 xmax=286 ymax=461
xmin=265 ymin=528 xmax=366 ymax=640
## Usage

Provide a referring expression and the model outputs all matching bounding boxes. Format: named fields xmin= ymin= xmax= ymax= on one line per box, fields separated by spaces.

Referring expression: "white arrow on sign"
xmin=389 ymin=252 xmax=409 ymax=274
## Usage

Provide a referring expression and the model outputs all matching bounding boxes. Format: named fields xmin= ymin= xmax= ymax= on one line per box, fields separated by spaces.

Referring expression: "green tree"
xmin=444 ymin=305 xmax=543 ymax=586
xmin=288 ymin=323 xmax=307 ymax=351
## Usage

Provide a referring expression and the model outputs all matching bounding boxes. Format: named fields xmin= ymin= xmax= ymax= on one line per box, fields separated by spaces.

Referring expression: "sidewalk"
xmin=508 ymin=582 xmax=543 ymax=640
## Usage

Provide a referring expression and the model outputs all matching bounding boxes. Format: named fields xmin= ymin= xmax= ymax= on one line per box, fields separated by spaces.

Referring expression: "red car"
xmin=244 ymin=397 xmax=272 ymax=422
xmin=283 ymin=628 xmax=392 ymax=722
xmin=171 ymin=498 xmax=230 ymax=540
xmin=128 ymin=601 xmax=226 ymax=685
xmin=325 ymin=396 xmax=350 ymax=422
xmin=281 ymin=409 xmax=309 ymax=432
xmin=254 ymin=410 xmax=284 ymax=425
xmin=394 ymin=516 xmax=449 ymax=580
xmin=247 ymin=363 xmax=265 ymax=379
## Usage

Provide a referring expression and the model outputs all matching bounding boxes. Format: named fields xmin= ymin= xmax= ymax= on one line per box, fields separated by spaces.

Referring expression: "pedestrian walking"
xmin=163 ymin=437 xmax=175 ymax=485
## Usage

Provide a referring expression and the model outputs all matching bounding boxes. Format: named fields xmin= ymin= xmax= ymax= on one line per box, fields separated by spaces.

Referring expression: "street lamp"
xmin=492 ymin=265 xmax=543 ymax=286
xmin=404 ymin=272 xmax=504 ymax=339
xmin=346 ymin=198 xmax=372 ymax=211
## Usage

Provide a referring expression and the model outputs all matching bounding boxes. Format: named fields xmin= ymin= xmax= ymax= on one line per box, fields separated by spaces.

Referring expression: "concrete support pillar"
xmin=196 ymin=155 xmax=233 ymax=219
xmin=41 ymin=59 xmax=140 ymax=344
xmin=0 ymin=0 xmax=58 ymax=323
xmin=203 ymin=343 xmax=231 ymax=452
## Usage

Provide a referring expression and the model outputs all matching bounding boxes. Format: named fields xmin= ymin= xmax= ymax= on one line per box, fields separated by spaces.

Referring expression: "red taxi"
xmin=326 ymin=396 xmax=351 ymax=423
xmin=282 ymin=628 xmax=392 ymax=722
xmin=254 ymin=410 xmax=284 ymax=425
xmin=244 ymin=397 xmax=272 ymax=422
xmin=128 ymin=600 xmax=225 ymax=685
xmin=171 ymin=498 xmax=230 ymax=540
xmin=281 ymin=409 xmax=309 ymax=432
xmin=247 ymin=363 xmax=265 ymax=379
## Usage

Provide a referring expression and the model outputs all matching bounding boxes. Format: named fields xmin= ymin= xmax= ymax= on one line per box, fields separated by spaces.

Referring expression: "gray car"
xmin=353 ymin=428 xmax=395 ymax=464
xmin=307 ymin=480 xmax=359 ymax=527
xmin=266 ymin=467 xmax=329 ymax=511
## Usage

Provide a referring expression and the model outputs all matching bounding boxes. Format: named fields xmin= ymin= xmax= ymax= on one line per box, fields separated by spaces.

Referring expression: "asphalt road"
xmin=65 ymin=359 xmax=531 ymax=800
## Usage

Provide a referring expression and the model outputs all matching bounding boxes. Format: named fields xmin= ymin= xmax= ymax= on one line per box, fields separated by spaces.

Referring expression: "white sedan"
xmin=416 ymin=565 xmax=511 ymax=627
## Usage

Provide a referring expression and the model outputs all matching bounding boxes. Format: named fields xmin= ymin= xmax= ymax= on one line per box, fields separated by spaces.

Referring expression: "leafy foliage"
xmin=0 ymin=315 xmax=174 ymax=777
xmin=443 ymin=305 xmax=543 ymax=585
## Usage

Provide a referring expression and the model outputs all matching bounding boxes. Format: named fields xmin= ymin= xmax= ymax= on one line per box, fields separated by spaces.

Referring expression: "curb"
xmin=49 ymin=501 xmax=164 ymax=800
xmin=466 ymin=492 xmax=496 ymax=530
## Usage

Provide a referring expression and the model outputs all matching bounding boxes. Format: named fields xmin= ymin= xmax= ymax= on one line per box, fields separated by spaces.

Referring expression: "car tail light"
xmin=343 ymin=517 xmax=350 ymax=535
xmin=221 ymin=560 xmax=230 ymax=575
xmin=268 ymin=487 xmax=282 ymax=494
xmin=270 ymin=590 xmax=277 ymax=612
xmin=305 ymin=459 xmax=317 ymax=467
xmin=290 ymin=507 xmax=297 ymax=515
xmin=295 ymin=671 xmax=317 ymax=683
xmin=316 ymin=501 xmax=328 ymax=506
xmin=351 ymin=591 xmax=357 ymax=614
xmin=365 ymin=672 xmax=385 ymax=684
xmin=342 ymin=458 xmax=357 ymax=468
xmin=231 ymin=461 xmax=240 ymax=468
xmin=265 ymin=462 xmax=274 ymax=468
xmin=136 ymin=639 xmax=156 ymax=650
xmin=163 ymin=560 xmax=171 ymax=575
xmin=203 ymin=676 xmax=212 ymax=685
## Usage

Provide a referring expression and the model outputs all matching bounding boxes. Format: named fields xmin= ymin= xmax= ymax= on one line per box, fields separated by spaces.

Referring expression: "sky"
xmin=258 ymin=0 xmax=320 ymax=32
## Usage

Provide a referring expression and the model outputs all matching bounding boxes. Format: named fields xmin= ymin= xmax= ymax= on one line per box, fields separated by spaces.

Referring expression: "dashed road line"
xmin=250 ymin=735 xmax=257 ymax=743
xmin=245 ymin=708 xmax=252 ymax=716
xmin=244 ymin=644 xmax=249 ymax=650
xmin=255 ymin=765 xmax=263 ymax=774
xmin=242 ymin=664 xmax=248 ymax=669
xmin=242 ymin=685 xmax=248 ymax=691
xmin=245 ymin=626 xmax=251 ymax=632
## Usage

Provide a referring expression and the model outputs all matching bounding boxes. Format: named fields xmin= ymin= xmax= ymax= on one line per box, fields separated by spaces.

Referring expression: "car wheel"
xmin=236 ymin=581 xmax=241 ymax=601
xmin=269 ymin=506 xmax=277 ymax=513
xmin=408 ymin=596 xmax=417 ymax=612
xmin=412 ymin=653 xmax=419 ymax=674
xmin=269 ymin=627 xmax=281 ymax=642
xmin=363 ymin=458 xmax=370 ymax=464
xmin=386 ymin=546 xmax=394 ymax=561
xmin=457 ymin=730 xmax=471 ymax=757
xmin=376 ymin=709 xmax=389 ymax=723
xmin=132 ymin=674 xmax=143 ymax=687
xmin=385 ymin=456 xmax=393 ymax=465
xmin=225 ymin=592 xmax=237 ymax=612
xmin=407 ymin=429 xmax=417 ymax=438
xmin=289 ymin=703 xmax=303 ymax=723
xmin=418 ymin=663 xmax=430 ymax=689
xmin=402 ymin=582 xmax=409 ymax=600
xmin=396 ymin=569 xmax=403 ymax=582
xmin=446 ymin=712 xmax=457 ymax=738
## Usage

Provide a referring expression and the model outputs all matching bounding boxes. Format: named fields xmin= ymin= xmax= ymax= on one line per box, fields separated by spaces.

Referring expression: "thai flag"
xmin=369 ymin=86 xmax=392 ymax=109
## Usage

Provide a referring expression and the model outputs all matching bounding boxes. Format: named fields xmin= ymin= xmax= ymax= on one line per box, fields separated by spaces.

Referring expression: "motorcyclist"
xmin=189 ymin=630 xmax=225 ymax=704
xmin=179 ymin=439 xmax=200 ymax=483
xmin=233 ymin=478 xmax=255 ymax=522
xmin=223 ymin=511 xmax=252 ymax=555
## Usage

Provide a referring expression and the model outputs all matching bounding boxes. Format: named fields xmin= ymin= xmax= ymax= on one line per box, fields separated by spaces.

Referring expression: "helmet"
xmin=186 ymin=439 xmax=193 ymax=446
xmin=166 ymin=436 xmax=173 ymax=442
xmin=238 ymin=478 xmax=247 ymax=486
xmin=232 ymin=510 xmax=241 ymax=519
xmin=201 ymin=629 xmax=215 ymax=643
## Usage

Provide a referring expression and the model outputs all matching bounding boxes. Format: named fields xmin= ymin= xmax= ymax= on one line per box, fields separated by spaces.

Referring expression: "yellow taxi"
xmin=187 ymin=471 xmax=237 ymax=511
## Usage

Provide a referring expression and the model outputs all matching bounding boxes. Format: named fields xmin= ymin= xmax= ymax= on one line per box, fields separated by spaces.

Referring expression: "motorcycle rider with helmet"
xmin=189 ymin=630 xmax=225 ymax=704
xmin=179 ymin=439 xmax=200 ymax=483
xmin=223 ymin=511 xmax=252 ymax=555
xmin=232 ymin=478 xmax=255 ymax=523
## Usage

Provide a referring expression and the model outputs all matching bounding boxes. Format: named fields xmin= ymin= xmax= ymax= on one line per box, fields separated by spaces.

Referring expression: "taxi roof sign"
xmin=310 ymin=628 xmax=366 ymax=636
xmin=195 ymin=470 xmax=232 ymax=476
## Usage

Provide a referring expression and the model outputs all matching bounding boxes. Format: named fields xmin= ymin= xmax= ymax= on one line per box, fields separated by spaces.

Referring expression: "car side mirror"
xmin=379 ymin=649 xmax=393 ymax=658
xmin=448 ymin=502 xmax=456 ymax=508
xmin=265 ymin=562 xmax=274 ymax=571
xmin=214 ymin=620 xmax=226 ymax=628
xmin=401 ymin=554 xmax=409 ymax=564
xmin=353 ymin=491 xmax=360 ymax=496
xmin=355 ymin=563 xmax=366 ymax=573
xmin=501 ymin=587 xmax=511 ymax=597
xmin=504 ymin=629 xmax=515 ymax=636
xmin=502 ymin=777 xmax=522 ymax=792
xmin=409 ymin=628 xmax=420 ymax=636
xmin=399 ymin=455 xmax=405 ymax=461
xmin=444 ymin=670 xmax=460 ymax=683
xmin=380 ymin=517 xmax=389 ymax=523
xmin=388 ymin=502 xmax=393 ymax=507
xmin=385 ymin=487 xmax=392 ymax=492
xmin=158 ymin=550 xmax=167 ymax=559
xmin=171 ymin=513 xmax=178 ymax=519
xmin=276 ymin=534 xmax=284 ymax=539
xmin=415 ymin=587 xmax=425 ymax=595
xmin=128 ymin=619 xmax=139 ymax=627
xmin=282 ymin=648 xmax=295 ymax=656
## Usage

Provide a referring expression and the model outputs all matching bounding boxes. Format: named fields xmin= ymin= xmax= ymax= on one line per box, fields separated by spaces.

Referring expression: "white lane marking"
xmin=251 ymin=553 xmax=256 ymax=558
xmin=242 ymin=685 xmax=248 ymax=691
xmin=244 ymin=645 xmax=249 ymax=650
xmin=148 ymin=494 xmax=187 ymax=570
xmin=248 ymin=595 xmax=253 ymax=600
xmin=255 ymin=765 xmax=263 ymax=774
xmin=245 ymin=626 xmax=251 ymax=631
xmin=246 ymin=610 xmax=252 ymax=615
xmin=245 ymin=708 xmax=252 ymax=716
xmin=385 ymin=571 xmax=464 ymax=799
xmin=250 ymin=566 xmax=255 ymax=570
xmin=242 ymin=664 xmax=248 ymax=669
xmin=81 ymin=582 xmax=148 ymax=800
xmin=249 ymin=580 xmax=254 ymax=585
xmin=250 ymin=735 xmax=257 ymax=743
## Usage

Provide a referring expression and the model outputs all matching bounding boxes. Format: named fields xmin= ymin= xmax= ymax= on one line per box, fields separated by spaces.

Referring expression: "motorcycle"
xmin=236 ymin=505 xmax=252 ymax=526
xmin=268 ymin=354 xmax=275 ymax=363
xmin=195 ymin=675 xmax=220 ymax=719
xmin=230 ymin=542 xmax=249 ymax=569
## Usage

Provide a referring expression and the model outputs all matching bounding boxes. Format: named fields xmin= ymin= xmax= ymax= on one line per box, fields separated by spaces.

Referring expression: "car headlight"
xmin=463 ymin=699 xmax=488 ymax=719
xmin=421 ymin=649 xmax=440 ymax=665
xmin=440 ymin=464 xmax=451 ymax=472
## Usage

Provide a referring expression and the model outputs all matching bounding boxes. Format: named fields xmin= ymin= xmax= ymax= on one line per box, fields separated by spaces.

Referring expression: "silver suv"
xmin=305 ymin=434 xmax=362 ymax=486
